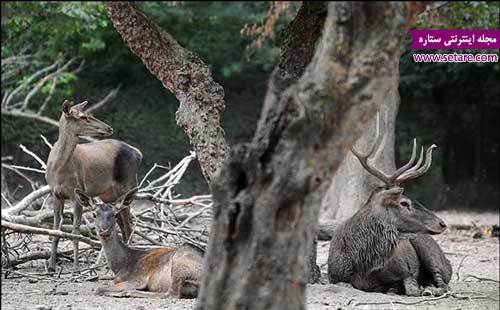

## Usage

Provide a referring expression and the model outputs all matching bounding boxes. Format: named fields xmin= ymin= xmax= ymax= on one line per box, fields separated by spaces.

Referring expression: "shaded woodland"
xmin=1 ymin=2 xmax=499 ymax=310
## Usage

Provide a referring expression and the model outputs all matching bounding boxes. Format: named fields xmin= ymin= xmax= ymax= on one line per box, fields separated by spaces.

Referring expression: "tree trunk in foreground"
xmin=104 ymin=2 xmax=229 ymax=184
xmin=264 ymin=1 xmax=328 ymax=285
xmin=197 ymin=3 xmax=421 ymax=309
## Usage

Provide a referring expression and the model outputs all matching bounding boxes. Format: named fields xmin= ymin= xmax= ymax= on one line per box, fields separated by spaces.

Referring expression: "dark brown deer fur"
xmin=327 ymin=117 xmax=452 ymax=296
xmin=328 ymin=187 xmax=452 ymax=296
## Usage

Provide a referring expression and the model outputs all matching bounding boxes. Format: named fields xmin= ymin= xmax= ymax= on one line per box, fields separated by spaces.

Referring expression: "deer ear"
xmin=62 ymin=100 xmax=71 ymax=115
xmin=74 ymin=188 xmax=92 ymax=207
xmin=121 ymin=187 xmax=138 ymax=206
xmin=72 ymin=100 xmax=88 ymax=112
xmin=385 ymin=186 xmax=404 ymax=195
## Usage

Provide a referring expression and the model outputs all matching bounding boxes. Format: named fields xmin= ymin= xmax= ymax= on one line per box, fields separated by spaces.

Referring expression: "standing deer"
xmin=74 ymin=188 xmax=204 ymax=299
xmin=327 ymin=120 xmax=452 ymax=296
xmin=45 ymin=100 xmax=142 ymax=272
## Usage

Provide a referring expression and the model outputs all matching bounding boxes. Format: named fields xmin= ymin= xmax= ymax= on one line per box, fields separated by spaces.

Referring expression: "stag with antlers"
xmin=327 ymin=116 xmax=452 ymax=296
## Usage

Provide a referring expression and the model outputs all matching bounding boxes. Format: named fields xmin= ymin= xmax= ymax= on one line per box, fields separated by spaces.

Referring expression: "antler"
xmin=351 ymin=113 xmax=436 ymax=186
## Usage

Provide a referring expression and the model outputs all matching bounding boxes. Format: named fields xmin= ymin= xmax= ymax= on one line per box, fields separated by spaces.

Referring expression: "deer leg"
xmin=72 ymin=201 xmax=83 ymax=271
xmin=116 ymin=208 xmax=132 ymax=243
xmin=48 ymin=197 xmax=64 ymax=273
xmin=101 ymin=290 xmax=170 ymax=299
xmin=166 ymin=276 xmax=183 ymax=299
xmin=95 ymin=281 xmax=147 ymax=296
xmin=403 ymin=277 xmax=422 ymax=296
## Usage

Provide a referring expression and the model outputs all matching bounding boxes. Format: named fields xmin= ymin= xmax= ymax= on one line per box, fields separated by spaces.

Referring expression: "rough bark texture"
xmin=319 ymin=73 xmax=400 ymax=224
xmin=264 ymin=1 xmax=328 ymax=286
xmin=104 ymin=2 xmax=229 ymax=184
xmin=197 ymin=3 xmax=420 ymax=310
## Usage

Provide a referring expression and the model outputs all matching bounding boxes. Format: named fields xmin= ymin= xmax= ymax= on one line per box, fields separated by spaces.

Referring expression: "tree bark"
xmin=319 ymin=72 xmax=400 ymax=224
xmin=197 ymin=3 xmax=418 ymax=310
xmin=263 ymin=1 xmax=328 ymax=285
xmin=104 ymin=2 xmax=229 ymax=184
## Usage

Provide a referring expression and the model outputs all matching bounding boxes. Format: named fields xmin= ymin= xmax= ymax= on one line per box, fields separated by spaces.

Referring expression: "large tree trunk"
xmin=197 ymin=3 xmax=420 ymax=310
xmin=319 ymin=72 xmax=400 ymax=224
xmin=263 ymin=1 xmax=328 ymax=285
xmin=104 ymin=2 xmax=229 ymax=184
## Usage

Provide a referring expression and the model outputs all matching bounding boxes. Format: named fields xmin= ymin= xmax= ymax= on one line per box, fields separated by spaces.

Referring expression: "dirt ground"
xmin=1 ymin=211 xmax=499 ymax=310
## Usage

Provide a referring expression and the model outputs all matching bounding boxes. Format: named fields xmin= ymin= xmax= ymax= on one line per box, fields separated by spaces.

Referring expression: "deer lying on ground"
xmin=75 ymin=188 xmax=204 ymax=298
xmin=327 ymin=123 xmax=452 ymax=296
xmin=45 ymin=100 xmax=142 ymax=272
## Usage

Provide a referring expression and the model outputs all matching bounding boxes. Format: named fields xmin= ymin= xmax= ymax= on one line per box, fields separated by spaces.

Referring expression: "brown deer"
xmin=74 ymin=188 xmax=204 ymax=299
xmin=327 ymin=119 xmax=452 ymax=296
xmin=45 ymin=100 xmax=142 ymax=272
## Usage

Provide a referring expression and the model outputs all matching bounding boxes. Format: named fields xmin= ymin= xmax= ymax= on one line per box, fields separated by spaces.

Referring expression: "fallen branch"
xmin=354 ymin=291 xmax=493 ymax=307
xmin=1 ymin=220 xmax=100 ymax=247
xmin=464 ymin=274 xmax=500 ymax=283
xmin=1 ymin=185 xmax=50 ymax=219
xmin=3 ymin=249 xmax=73 ymax=268
xmin=134 ymin=193 xmax=212 ymax=207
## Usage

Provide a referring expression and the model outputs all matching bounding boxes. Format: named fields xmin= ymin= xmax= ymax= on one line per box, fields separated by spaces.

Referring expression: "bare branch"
xmin=1 ymin=108 xmax=59 ymax=127
xmin=85 ymin=85 xmax=121 ymax=114
xmin=20 ymin=57 xmax=80 ymax=110
xmin=19 ymin=144 xmax=46 ymax=170
xmin=3 ymin=59 xmax=62 ymax=108
xmin=3 ymin=249 xmax=73 ymax=268
xmin=1 ymin=220 xmax=100 ymax=247
xmin=1 ymin=163 xmax=39 ymax=191
xmin=1 ymin=164 xmax=45 ymax=174
xmin=1 ymin=185 xmax=50 ymax=218
xmin=37 ymin=76 xmax=58 ymax=115
xmin=40 ymin=134 xmax=53 ymax=149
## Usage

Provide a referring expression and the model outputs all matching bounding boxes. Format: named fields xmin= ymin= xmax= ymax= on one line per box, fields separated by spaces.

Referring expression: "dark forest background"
xmin=2 ymin=2 xmax=499 ymax=210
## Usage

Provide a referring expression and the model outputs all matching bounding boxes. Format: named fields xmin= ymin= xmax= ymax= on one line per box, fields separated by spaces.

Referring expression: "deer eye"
xmin=400 ymin=200 xmax=411 ymax=210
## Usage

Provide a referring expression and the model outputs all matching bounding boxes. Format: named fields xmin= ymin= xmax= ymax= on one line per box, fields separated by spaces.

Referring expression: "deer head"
xmin=74 ymin=187 xmax=137 ymax=239
xmin=352 ymin=114 xmax=447 ymax=235
xmin=60 ymin=100 xmax=113 ymax=137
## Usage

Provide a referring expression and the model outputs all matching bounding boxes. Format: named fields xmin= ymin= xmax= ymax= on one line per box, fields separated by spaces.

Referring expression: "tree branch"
xmin=1 ymin=220 xmax=100 ymax=247
xmin=1 ymin=185 xmax=50 ymax=218
xmin=104 ymin=2 xmax=230 ymax=184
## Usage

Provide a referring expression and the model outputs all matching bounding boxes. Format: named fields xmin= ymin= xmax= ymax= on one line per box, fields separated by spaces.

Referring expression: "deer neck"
xmin=342 ymin=206 xmax=399 ymax=274
xmin=100 ymin=228 xmax=130 ymax=275
xmin=47 ymin=125 xmax=79 ymax=171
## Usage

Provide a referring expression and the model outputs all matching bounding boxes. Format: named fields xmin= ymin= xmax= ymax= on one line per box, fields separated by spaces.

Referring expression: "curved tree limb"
xmin=104 ymin=2 xmax=230 ymax=184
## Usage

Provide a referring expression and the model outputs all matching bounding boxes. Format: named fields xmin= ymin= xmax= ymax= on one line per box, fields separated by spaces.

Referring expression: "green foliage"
xmin=416 ymin=1 xmax=500 ymax=29
xmin=1 ymin=2 xmax=108 ymax=57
